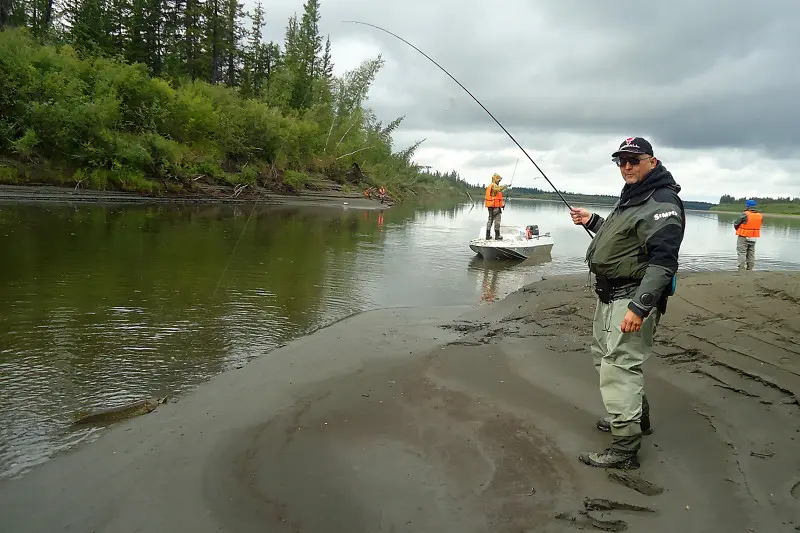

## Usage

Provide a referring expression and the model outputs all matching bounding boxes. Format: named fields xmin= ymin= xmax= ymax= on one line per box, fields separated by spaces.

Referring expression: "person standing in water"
xmin=484 ymin=173 xmax=507 ymax=240
xmin=733 ymin=199 xmax=762 ymax=271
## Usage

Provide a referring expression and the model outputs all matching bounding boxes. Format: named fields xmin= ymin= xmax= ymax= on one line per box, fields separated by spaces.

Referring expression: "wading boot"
xmin=485 ymin=230 xmax=492 ymax=240
xmin=596 ymin=395 xmax=653 ymax=435
xmin=495 ymin=229 xmax=503 ymax=240
xmin=579 ymin=447 xmax=639 ymax=470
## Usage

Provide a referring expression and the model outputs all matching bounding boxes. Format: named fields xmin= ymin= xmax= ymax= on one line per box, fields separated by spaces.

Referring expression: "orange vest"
xmin=485 ymin=184 xmax=504 ymax=208
xmin=736 ymin=211 xmax=762 ymax=238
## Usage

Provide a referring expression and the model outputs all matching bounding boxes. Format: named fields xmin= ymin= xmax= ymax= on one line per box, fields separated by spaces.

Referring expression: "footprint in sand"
xmin=791 ymin=479 xmax=800 ymax=500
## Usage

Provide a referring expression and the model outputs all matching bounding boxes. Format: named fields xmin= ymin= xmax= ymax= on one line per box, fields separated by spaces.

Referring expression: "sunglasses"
xmin=613 ymin=155 xmax=651 ymax=167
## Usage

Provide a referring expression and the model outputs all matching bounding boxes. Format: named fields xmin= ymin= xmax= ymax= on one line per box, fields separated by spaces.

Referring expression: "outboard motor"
xmin=525 ymin=225 xmax=539 ymax=238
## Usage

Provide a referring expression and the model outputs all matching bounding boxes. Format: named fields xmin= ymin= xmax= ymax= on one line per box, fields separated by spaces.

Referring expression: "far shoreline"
xmin=5 ymin=184 xmax=797 ymax=219
xmin=0 ymin=183 xmax=394 ymax=210
xmin=508 ymin=197 xmax=800 ymax=219
xmin=704 ymin=209 xmax=800 ymax=219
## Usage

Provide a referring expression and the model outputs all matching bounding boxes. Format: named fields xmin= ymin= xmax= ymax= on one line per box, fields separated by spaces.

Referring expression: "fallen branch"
xmin=323 ymin=114 xmax=337 ymax=153
xmin=231 ymin=184 xmax=248 ymax=198
xmin=336 ymin=114 xmax=360 ymax=147
xmin=335 ymin=145 xmax=376 ymax=160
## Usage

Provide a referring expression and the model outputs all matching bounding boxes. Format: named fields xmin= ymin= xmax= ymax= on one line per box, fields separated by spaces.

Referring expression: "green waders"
xmin=590 ymin=297 xmax=661 ymax=454
xmin=486 ymin=207 xmax=502 ymax=239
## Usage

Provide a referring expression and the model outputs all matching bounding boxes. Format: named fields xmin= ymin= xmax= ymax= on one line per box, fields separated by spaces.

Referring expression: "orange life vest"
xmin=485 ymin=184 xmax=504 ymax=208
xmin=736 ymin=211 xmax=762 ymax=238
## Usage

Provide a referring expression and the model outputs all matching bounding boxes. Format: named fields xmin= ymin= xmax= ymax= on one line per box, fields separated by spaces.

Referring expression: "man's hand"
xmin=570 ymin=207 xmax=591 ymax=226
xmin=620 ymin=310 xmax=643 ymax=333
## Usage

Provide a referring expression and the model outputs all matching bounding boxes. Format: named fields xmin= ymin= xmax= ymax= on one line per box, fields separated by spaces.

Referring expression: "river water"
xmin=1 ymin=198 xmax=799 ymax=479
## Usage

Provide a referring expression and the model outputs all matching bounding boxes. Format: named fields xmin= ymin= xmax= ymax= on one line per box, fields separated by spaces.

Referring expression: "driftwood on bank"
xmin=72 ymin=396 xmax=168 ymax=425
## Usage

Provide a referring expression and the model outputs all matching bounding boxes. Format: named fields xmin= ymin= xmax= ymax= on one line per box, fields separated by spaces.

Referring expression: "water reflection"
xmin=468 ymin=252 xmax=554 ymax=303
xmin=0 ymin=198 xmax=798 ymax=479
xmin=0 ymin=202 xmax=408 ymax=479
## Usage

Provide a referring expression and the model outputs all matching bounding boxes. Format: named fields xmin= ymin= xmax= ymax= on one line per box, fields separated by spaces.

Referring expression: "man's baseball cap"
xmin=612 ymin=137 xmax=654 ymax=158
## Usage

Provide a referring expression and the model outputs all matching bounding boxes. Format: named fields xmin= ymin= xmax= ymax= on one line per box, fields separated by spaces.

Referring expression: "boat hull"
xmin=468 ymin=225 xmax=554 ymax=261
xmin=469 ymin=238 xmax=554 ymax=261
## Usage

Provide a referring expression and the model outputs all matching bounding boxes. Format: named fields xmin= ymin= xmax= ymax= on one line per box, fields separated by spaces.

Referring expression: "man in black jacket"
xmin=570 ymin=137 xmax=685 ymax=469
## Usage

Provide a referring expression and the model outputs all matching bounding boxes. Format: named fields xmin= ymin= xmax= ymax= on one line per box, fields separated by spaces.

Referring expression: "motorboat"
xmin=469 ymin=224 xmax=554 ymax=261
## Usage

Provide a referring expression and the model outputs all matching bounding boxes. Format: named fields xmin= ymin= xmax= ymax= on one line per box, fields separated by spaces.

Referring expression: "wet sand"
xmin=1 ymin=272 xmax=799 ymax=532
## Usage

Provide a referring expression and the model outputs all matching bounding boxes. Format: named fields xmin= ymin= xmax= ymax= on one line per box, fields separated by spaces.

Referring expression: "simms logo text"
xmin=654 ymin=210 xmax=679 ymax=220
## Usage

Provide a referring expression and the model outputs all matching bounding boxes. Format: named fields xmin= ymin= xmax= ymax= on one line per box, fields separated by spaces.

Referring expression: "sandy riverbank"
xmin=0 ymin=183 xmax=390 ymax=210
xmin=1 ymin=272 xmax=799 ymax=532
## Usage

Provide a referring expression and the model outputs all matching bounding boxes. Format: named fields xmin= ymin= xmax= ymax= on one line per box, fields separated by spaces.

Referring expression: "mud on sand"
xmin=1 ymin=272 xmax=799 ymax=532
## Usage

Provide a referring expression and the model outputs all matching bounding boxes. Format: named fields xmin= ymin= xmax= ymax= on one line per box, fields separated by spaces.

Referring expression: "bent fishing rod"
xmin=505 ymin=157 xmax=518 ymax=202
xmin=343 ymin=20 xmax=593 ymax=238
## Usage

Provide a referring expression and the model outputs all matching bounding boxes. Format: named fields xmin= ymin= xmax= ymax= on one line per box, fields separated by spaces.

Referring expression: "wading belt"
xmin=594 ymin=277 xmax=640 ymax=305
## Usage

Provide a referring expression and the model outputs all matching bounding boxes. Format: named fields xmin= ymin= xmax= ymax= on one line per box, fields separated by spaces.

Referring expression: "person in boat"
xmin=569 ymin=136 xmax=685 ymax=470
xmin=484 ymin=173 xmax=508 ymax=240
xmin=733 ymin=199 xmax=762 ymax=271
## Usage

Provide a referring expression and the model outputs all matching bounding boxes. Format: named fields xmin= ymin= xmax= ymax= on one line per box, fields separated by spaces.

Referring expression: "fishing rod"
xmin=343 ymin=20 xmax=593 ymax=238
xmin=509 ymin=157 xmax=519 ymax=188
xmin=505 ymin=157 xmax=518 ymax=201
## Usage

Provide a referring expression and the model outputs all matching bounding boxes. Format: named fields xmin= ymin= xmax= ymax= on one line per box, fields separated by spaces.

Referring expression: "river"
xmin=1 ymin=197 xmax=799 ymax=479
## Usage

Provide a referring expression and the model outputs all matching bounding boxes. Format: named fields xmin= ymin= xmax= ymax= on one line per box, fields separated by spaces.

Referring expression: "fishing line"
xmin=688 ymin=211 xmax=726 ymax=222
xmin=210 ymin=51 xmax=387 ymax=299
xmin=509 ymin=157 xmax=519 ymax=188
xmin=210 ymin=85 xmax=319 ymax=302
xmin=343 ymin=20 xmax=594 ymax=238
xmin=503 ymin=157 xmax=518 ymax=202
xmin=202 ymin=77 xmax=321 ymax=370
xmin=206 ymin=63 xmax=384 ymax=353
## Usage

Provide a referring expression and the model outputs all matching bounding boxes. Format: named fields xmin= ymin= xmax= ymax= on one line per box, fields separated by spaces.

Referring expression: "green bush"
xmin=283 ymin=170 xmax=309 ymax=191
xmin=0 ymin=165 xmax=19 ymax=183
xmin=0 ymin=26 xmax=472 ymax=202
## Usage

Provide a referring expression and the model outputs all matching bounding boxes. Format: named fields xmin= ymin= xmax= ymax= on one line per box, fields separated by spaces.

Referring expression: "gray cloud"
xmin=388 ymin=129 xmax=509 ymax=152
xmin=461 ymin=151 xmax=520 ymax=170
xmin=255 ymin=0 xmax=800 ymax=199
xmin=347 ymin=2 xmax=796 ymax=152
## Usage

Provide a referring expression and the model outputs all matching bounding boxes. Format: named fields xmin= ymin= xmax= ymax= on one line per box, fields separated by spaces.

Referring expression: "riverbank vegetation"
xmin=711 ymin=196 xmax=800 ymax=216
xmin=0 ymin=0 xmax=473 ymax=201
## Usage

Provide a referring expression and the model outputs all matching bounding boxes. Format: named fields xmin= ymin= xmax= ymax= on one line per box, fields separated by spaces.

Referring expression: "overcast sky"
xmin=256 ymin=1 xmax=799 ymax=203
